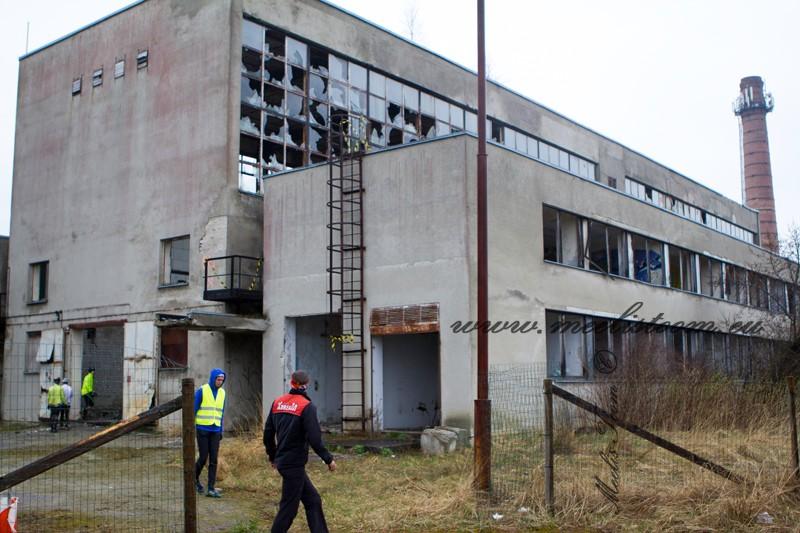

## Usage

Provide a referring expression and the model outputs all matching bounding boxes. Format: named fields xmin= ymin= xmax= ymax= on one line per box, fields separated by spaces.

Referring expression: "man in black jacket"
xmin=264 ymin=370 xmax=337 ymax=533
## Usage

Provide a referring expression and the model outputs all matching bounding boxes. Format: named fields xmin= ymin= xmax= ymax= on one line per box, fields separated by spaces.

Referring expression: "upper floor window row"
xmin=239 ymin=17 xmax=596 ymax=193
xmin=542 ymin=205 xmax=793 ymax=315
xmin=624 ymin=178 xmax=755 ymax=245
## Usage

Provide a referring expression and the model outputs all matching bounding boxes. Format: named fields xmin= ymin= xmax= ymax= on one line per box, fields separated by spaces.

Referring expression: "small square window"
xmin=114 ymin=59 xmax=125 ymax=79
xmin=29 ymin=261 xmax=48 ymax=303
xmin=92 ymin=68 xmax=103 ymax=87
xmin=160 ymin=328 xmax=188 ymax=368
xmin=137 ymin=49 xmax=149 ymax=70
xmin=160 ymin=236 xmax=189 ymax=286
xmin=71 ymin=77 xmax=82 ymax=95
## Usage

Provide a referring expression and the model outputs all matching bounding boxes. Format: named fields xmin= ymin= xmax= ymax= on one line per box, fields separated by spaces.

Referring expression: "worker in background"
xmin=264 ymin=370 xmax=336 ymax=533
xmin=60 ymin=378 xmax=73 ymax=429
xmin=81 ymin=367 xmax=95 ymax=420
xmin=47 ymin=377 xmax=66 ymax=433
xmin=195 ymin=368 xmax=226 ymax=498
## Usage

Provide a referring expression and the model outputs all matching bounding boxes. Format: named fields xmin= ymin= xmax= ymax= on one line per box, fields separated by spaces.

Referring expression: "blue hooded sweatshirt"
xmin=194 ymin=368 xmax=226 ymax=433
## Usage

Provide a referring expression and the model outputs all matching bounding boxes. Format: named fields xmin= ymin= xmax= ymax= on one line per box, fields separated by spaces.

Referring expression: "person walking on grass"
xmin=264 ymin=370 xmax=337 ymax=533
xmin=47 ymin=377 xmax=66 ymax=433
xmin=81 ymin=367 xmax=95 ymax=420
xmin=195 ymin=368 xmax=226 ymax=498
xmin=60 ymin=378 xmax=73 ymax=429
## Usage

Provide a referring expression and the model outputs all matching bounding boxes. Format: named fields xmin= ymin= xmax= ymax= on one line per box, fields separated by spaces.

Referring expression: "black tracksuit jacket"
xmin=263 ymin=389 xmax=334 ymax=469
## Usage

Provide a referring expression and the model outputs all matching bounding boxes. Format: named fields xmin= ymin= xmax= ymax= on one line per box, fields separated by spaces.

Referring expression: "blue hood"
xmin=209 ymin=368 xmax=226 ymax=389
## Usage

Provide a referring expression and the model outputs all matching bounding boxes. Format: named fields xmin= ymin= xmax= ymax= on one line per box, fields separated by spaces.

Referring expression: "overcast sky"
xmin=0 ymin=0 xmax=797 ymax=240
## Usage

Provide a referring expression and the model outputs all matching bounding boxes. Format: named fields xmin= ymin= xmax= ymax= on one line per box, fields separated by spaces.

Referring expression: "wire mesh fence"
xmin=1 ymin=341 xmax=185 ymax=532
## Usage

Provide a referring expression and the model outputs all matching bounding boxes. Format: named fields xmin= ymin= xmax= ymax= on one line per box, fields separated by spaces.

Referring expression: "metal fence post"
xmin=788 ymin=376 xmax=799 ymax=482
xmin=182 ymin=378 xmax=197 ymax=533
xmin=543 ymin=378 xmax=554 ymax=516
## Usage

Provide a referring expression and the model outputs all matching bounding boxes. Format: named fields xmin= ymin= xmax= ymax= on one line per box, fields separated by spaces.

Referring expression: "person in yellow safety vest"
xmin=47 ymin=377 xmax=66 ymax=433
xmin=194 ymin=368 xmax=226 ymax=498
xmin=81 ymin=367 xmax=95 ymax=420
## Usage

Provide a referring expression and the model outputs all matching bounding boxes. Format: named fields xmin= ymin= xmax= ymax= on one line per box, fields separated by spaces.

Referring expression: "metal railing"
xmin=203 ymin=255 xmax=263 ymax=302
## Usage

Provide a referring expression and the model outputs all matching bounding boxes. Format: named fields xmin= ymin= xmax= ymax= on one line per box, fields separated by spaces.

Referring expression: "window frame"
xmin=159 ymin=236 xmax=190 ymax=288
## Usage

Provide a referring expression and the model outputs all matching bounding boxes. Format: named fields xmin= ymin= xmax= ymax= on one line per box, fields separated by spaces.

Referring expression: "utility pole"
xmin=473 ymin=0 xmax=491 ymax=494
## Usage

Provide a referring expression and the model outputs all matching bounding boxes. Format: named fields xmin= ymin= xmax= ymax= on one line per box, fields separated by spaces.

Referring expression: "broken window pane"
xmin=329 ymin=54 xmax=347 ymax=81
xmin=262 ymin=139 xmax=284 ymax=171
xmin=387 ymin=102 xmax=403 ymax=127
xmin=647 ymin=239 xmax=664 ymax=286
xmin=309 ymin=74 xmax=328 ymax=100
xmin=239 ymin=132 xmax=259 ymax=159
xmin=490 ymin=121 xmax=503 ymax=143
xmin=309 ymin=126 xmax=328 ymax=154
xmin=265 ymin=58 xmax=285 ymax=86
xmin=769 ymin=278 xmax=786 ymax=312
xmin=240 ymin=104 xmax=261 ymax=136
xmin=286 ymin=119 xmax=305 ymax=148
xmin=263 ymin=114 xmax=286 ymax=141
xmin=369 ymin=71 xmax=385 ymax=96
xmin=285 ymin=146 xmax=304 ymax=169
xmin=559 ymin=211 xmax=581 ymax=267
xmin=286 ymin=37 xmax=307 ymax=67
xmin=349 ymin=88 xmax=366 ymax=114
xmin=386 ymin=78 xmax=402 ymax=103
xmin=420 ymin=116 xmax=436 ymax=139
xmin=289 ymin=66 xmax=305 ymax=92
xmin=264 ymin=84 xmax=284 ymax=114
xmin=403 ymin=131 xmax=418 ymax=144
xmin=419 ymin=93 xmax=435 ymax=116
xmin=242 ymin=19 xmax=263 ymax=51
xmin=435 ymin=121 xmax=450 ymax=136
xmin=542 ymin=206 xmax=558 ymax=262
xmin=587 ymin=222 xmax=608 ymax=273
xmin=607 ymin=226 xmax=627 ymax=277
xmin=403 ymin=85 xmax=419 ymax=112
xmin=388 ymin=128 xmax=403 ymax=146
xmin=369 ymin=95 xmax=385 ymax=122
xmin=369 ymin=121 xmax=385 ymax=146
xmin=681 ymin=249 xmax=697 ymax=292
xmin=309 ymin=46 xmax=328 ymax=76
xmin=465 ymin=112 xmax=478 ymax=133
xmin=450 ymin=104 xmax=464 ymax=129
xmin=241 ymin=75 xmax=263 ymax=107
xmin=329 ymin=80 xmax=347 ymax=108
xmin=631 ymin=234 xmax=649 ymax=282
xmin=309 ymin=100 xmax=328 ymax=127
xmin=286 ymin=93 xmax=306 ymax=120
xmin=403 ymin=109 xmax=419 ymax=133
xmin=265 ymin=29 xmax=285 ymax=58
xmin=669 ymin=246 xmax=681 ymax=289
xmin=349 ymin=63 xmax=367 ymax=90
xmin=242 ymin=47 xmax=262 ymax=77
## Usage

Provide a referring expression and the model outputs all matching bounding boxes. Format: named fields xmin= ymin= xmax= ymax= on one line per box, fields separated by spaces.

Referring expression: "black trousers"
xmin=59 ymin=404 xmax=70 ymax=426
xmin=271 ymin=466 xmax=328 ymax=533
xmin=81 ymin=394 xmax=94 ymax=419
xmin=195 ymin=430 xmax=222 ymax=489
xmin=48 ymin=406 xmax=60 ymax=431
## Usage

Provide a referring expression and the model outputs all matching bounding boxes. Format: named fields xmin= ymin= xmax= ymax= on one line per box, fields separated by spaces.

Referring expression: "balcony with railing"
xmin=203 ymin=256 xmax=263 ymax=303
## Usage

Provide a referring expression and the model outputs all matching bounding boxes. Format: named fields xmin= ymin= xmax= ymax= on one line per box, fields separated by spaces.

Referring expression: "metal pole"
xmin=788 ymin=376 xmax=799 ymax=481
xmin=543 ymin=379 xmax=554 ymax=515
xmin=182 ymin=378 xmax=197 ymax=533
xmin=473 ymin=0 xmax=491 ymax=494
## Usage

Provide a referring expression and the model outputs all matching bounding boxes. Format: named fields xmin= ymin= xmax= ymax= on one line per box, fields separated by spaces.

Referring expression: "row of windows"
xmin=238 ymin=17 xmax=596 ymax=194
xmin=71 ymin=50 xmax=148 ymax=95
xmin=625 ymin=178 xmax=755 ymax=245
xmin=27 ymin=235 xmax=189 ymax=305
xmin=543 ymin=205 xmax=795 ymax=314
xmin=546 ymin=310 xmax=776 ymax=380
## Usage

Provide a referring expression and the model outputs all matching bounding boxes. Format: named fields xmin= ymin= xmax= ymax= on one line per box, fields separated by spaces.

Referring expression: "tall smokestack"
xmin=734 ymin=76 xmax=778 ymax=252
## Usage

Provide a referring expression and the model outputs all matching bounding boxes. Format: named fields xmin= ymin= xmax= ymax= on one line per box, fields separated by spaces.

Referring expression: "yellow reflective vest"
xmin=47 ymin=384 xmax=65 ymax=406
xmin=195 ymin=384 xmax=225 ymax=427
xmin=81 ymin=372 xmax=94 ymax=396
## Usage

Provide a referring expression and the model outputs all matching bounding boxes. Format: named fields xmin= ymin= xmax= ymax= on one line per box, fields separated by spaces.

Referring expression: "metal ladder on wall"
xmin=327 ymin=123 xmax=366 ymax=432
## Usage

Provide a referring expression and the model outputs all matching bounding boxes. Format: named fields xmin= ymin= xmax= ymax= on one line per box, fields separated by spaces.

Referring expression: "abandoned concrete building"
xmin=2 ymin=0 xmax=793 ymax=432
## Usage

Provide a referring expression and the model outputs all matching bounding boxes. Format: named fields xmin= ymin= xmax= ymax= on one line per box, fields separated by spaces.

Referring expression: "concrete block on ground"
xmin=421 ymin=427 xmax=458 ymax=455
xmin=439 ymin=426 xmax=470 ymax=448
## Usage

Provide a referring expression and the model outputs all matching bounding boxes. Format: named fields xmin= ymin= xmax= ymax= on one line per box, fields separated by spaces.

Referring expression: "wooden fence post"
xmin=543 ymin=378 xmax=554 ymax=516
xmin=788 ymin=376 xmax=799 ymax=482
xmin=182 ymin=378 xmax=197 ymax=533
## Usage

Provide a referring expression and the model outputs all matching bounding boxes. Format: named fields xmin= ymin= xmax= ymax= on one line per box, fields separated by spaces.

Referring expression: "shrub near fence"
xmin=0 ymin=342 xmax=186 ymax=532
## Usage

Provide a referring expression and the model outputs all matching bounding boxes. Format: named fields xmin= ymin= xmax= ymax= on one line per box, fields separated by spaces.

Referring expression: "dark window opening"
xmin=542 ymin=206 xmax=558 ymax=262
xmin=264 ymin=58 xmax=285 ymax=86
xmin=136 ymin=49 xmax=148 ymax=69
xmin=265 ymin=29 xmax=285 ymax=58
xmin=160 ymin=329 xmax=188 ymax=368
xmin=309 ymin=47 xmax=328 ymax=76
xmin=242 ymin=48 xmax=262 ymax=77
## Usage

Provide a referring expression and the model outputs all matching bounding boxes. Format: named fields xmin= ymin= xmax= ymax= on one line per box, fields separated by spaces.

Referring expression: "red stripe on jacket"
xmin=271 ymin=393 xmax=311 ymax=416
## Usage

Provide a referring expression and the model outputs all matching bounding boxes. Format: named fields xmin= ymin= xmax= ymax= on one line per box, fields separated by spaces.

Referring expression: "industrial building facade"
xmin=2 ymin=0 xmax=792 ymax=431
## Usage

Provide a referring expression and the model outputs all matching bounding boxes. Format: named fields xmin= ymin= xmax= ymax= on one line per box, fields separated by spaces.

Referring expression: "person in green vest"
xmin=194 ymin=368 xmax=226 ymax=498
xmin=81 ymin=367 xmax=95 ymax=420
xmin=47 ymin=377 xmax=66 ymax=433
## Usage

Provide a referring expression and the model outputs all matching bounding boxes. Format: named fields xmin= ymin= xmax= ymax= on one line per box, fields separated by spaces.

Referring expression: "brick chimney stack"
xmin=734 ymin=76 xmax=778 ymax=252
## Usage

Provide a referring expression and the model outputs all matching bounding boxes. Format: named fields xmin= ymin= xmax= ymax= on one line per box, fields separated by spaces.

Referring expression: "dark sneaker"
xmin=206 ymin=489 xmax=222 ymax=498
xmin=195 ymin=481 xmax=204 ymax=494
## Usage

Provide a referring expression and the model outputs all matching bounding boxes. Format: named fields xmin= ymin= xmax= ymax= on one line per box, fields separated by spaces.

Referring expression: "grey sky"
xmin=1 ymin=0 xmax=797 ymax=240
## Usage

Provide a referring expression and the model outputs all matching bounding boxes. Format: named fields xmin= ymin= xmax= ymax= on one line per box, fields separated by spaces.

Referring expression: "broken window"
xmin=403 ymin=108 xmax=419 ymax=134
xmin=586 ymin=221 xmax=608 ymax=273
xmin=241 ymin=75 xmax=263 ymax=108
xmin=238 ymin=134 xmax=260 ymax=194
xmin=289 ymin=66 xmax=305 ymax=92
xmin=309 ymin=46 xmax=328 ymax=76
xmin=264 ymin=114 xmax=285 ymax=142
xmin=264 ymin=58 xmax=285 ymax=86
xmin=420 ymin=115 xmax=436 ymax=139
xmin=286 ymin=93 xmax=306 ymax=120
xmin=329 ymin=80 xmax=347 ymax=108
xmin=607 ymin=226 xmax=628 ymax=277
xmin=647 ymin=239 xmax=664 ymax=286
xmin=309 ymin=73 xmax=328 ymax=100
xmin=309 ymin=100 xmax=328 ymax=127
xmin=263 ymin=84 xmax=284 ymax=114
xmin=71 ymin=77 xmax=81 ymax=96
xmin=387 ymin=102 xmax=403 ymax=128
xmin=769 ymin=278 xmax=787 ymax=313
xmin=369 ymin=121 xmax=385 ymax=146
xmin=435 ymin=121 xmax=450 ymax=137
xmin=136 ymin=49 xmax=148 ymax=70
xmin=92 ymin=68 xmax=103 ymax=87
xmin=559 ymin=211 xmax=581 ymax=267
xmin=25 ymin=332 xmax=41 ymax=373
xmin=114 ymin=59 xmax=125 ymax=79
xmin=286 ymin=119 xmax=305 ymax=148
xmin=242 ymin=48 xmax=261 ymax=77
xmin=242 ymin=19 xmax=263 ymax=51
xmin=240 ymin=104 xmax=261 ymax=136
xmin=262 ymin=139 xmax=284 ymax=172
xmin=546 ymin=311 xmax=589 ymax=379
xmin=542 ymin=206 xmax=558 ymax=262
xmin=700 ymin=258 xmax=723 ymax=298
xmin=329 ymin=54 xmax=347 ymax=81
xmin=29 ymin=261 xmax=48 ymax=303
xmin=490 ymin=120 xmax=503 ymax=143
xmin=286 ymin=37 xmax=307 ymax=67
xmin=285 ymin=146 xmax=304 ymax=169
xmin=631 ymin=234 xmax=649 ymax=282
xmin=669 ymin=246 xmax=696 ymax=292
xmin=387 ymin=127 xmax=403 ymax=146
xmin=160 ymin=329 xmax=188 ymax=368
xmin=349 ymin=88 xmax=366 ymax=114
xmin=265 ymin=29 xmax=285 ymax=58
xmin=310 ymin=126 xmax=328 ymax=154
xmin=161 ymin=236 xmax=189 ymax=286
